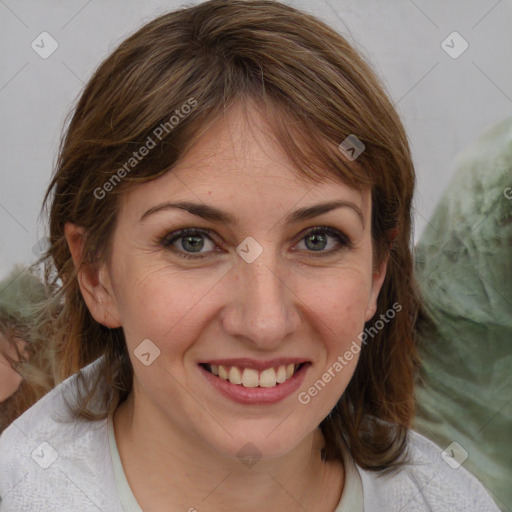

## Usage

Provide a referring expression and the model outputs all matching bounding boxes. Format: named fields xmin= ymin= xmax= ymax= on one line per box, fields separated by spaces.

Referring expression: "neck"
xmin=113 ymin=392 xmax=344 ymax=512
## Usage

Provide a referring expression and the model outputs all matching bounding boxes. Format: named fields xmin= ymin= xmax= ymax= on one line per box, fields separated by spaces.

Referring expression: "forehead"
xmin=120 ymin=102 xmax=370 ymax=223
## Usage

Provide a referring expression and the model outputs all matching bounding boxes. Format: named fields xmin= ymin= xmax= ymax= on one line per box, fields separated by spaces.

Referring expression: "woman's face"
xmin=79 ymin=103 xmax=386 ymax=460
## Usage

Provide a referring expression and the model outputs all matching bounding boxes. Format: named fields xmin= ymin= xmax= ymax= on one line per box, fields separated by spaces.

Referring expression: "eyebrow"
xmin=139 ymin=199 xmax=364 ymax=227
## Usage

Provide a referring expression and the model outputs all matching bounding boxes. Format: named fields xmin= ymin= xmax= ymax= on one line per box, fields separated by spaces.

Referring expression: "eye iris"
xmin=182 ymin=234 xmax=204 ymax=252
xmin=305 ymin=232 xmax=327 ymax=251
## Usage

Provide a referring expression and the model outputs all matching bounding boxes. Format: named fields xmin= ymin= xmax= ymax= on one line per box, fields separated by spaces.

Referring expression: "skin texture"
xmin=65 ymin=102 xmax=387 ymax=511
xmin=0 ymin=332 xmax=24 ymax=403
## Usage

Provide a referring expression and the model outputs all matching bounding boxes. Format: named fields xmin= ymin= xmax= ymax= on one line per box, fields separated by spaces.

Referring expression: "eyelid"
xmin=296 ymin=225 xmax=350 ymax=244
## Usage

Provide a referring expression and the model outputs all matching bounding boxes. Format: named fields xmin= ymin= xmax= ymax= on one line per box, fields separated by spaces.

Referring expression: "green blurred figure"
xmin=414 ymin=117 xmax=512 ymax=511
xmin=0 ymin=265 xmax=56 ymax=432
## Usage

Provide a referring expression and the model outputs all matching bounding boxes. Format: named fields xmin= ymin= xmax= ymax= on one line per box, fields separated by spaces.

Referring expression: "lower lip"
xmin=199 ymin=364 xmax=310 ymax=405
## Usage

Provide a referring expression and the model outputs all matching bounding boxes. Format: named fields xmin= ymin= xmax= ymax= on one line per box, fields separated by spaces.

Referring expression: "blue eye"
xmin=161 ymin=228 xmax=216 ymax=259
xmin=295 ymin=226 xmax=350 ymax=255
xmin=161 ymin=226 xmax=350 ymax=260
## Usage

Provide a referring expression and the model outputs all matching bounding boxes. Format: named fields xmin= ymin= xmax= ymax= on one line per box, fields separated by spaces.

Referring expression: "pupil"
xmin=306 ymin=232 xmax=326 ymax=251
xmin=183 ymin=235 xmax=203 ymax=252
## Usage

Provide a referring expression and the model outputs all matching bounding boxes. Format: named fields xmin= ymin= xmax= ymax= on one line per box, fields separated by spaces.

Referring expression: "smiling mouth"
xmin=200 ymin=362 xmax=307 ymax=388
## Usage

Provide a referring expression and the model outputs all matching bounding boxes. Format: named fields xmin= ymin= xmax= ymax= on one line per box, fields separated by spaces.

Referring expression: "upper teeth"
xmin=209 ymin=364 xmax=297 ymax=388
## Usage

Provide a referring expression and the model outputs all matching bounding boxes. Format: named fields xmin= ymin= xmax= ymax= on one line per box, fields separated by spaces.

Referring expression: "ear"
xmin=64 ymin=222 xmax=121 ymax=329
xmin=364 ymin=255 xmax=388 ymax=322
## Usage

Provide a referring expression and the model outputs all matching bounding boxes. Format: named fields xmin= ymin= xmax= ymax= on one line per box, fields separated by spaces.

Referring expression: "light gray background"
xmin=1 ymin=0 xmax=511 ymax=280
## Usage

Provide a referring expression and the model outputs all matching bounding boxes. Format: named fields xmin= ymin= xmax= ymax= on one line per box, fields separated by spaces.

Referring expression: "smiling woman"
xmin=0 ymin=1 xmax=500 ymax=511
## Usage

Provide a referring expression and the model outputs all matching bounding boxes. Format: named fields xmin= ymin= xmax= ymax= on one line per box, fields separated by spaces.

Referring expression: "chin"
xmin=201 ymin=420 xmax=314 ymax=464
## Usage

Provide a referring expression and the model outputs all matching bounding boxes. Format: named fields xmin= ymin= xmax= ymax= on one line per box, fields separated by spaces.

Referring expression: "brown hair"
xmin=39 ymin=0 xmax=423 ymax=471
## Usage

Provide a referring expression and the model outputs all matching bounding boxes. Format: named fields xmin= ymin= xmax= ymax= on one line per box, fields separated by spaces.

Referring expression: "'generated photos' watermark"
xmin=94 ymin=97 xmax=198 ymax=200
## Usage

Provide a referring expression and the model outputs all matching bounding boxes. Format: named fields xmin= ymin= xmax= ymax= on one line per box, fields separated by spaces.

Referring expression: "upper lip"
xmin=199 ymin=357 xmax=310 ymax=371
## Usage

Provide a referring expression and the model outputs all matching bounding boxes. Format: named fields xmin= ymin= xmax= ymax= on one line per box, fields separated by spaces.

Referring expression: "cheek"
xmin=294 ymin=274 xmax=370 ymax=417
xmin=301 ymin=269 xmax=370 ymax=377
xmin=113 ymin=263 xmax=215 ymax=355
xmin=0 ymin=357 xmax=23 ymax=401
xmin=303 ymin=268 xmax=372 ymax=340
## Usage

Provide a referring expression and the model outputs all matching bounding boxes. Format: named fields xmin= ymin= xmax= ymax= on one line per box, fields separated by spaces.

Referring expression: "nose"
xmin=221 ymin=249 xmax=301 ymax=351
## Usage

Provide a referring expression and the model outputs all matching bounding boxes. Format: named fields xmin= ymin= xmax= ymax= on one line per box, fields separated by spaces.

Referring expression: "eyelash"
xmin=160 ymin=226 xmax=351 ymax=260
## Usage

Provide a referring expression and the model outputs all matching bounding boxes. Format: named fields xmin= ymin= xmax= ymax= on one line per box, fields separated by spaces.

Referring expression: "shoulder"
xmin=357 ymin=429 xmax=500 ymax=512
xmin=0 ymin=356 xmax=122 ymax=512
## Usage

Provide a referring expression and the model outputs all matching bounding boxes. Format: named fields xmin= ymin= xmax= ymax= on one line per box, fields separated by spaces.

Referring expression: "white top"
xmin=0 ymin=356 xmax=500 ymax=511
